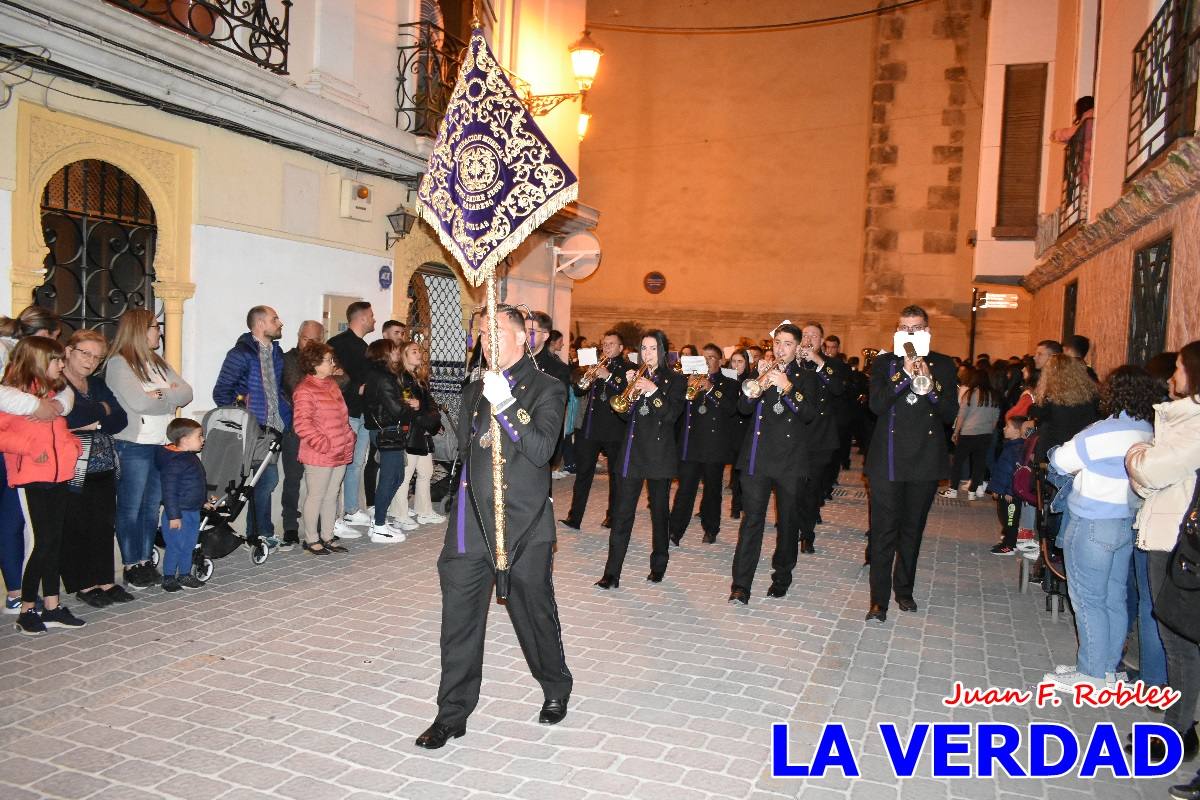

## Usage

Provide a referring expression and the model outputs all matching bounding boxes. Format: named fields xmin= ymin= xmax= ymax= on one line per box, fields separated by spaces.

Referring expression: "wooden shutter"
xmin=993 ymin=63 xmax=1048 ymax=239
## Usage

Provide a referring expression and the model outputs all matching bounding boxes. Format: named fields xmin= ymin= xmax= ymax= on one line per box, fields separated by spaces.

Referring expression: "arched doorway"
xmin=35 ymin=159 xmax=159 ymax=340
xmin=407 ymin=262 xmax=467 ymax=422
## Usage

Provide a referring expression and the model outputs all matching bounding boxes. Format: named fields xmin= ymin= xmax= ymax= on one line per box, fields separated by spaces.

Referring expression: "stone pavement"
xmin=0 ymin=467 xmax=1186 ymax=800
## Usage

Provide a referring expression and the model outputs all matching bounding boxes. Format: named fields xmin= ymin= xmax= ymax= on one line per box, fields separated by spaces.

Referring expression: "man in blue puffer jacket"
xmin=213 ymin=306 xmax=291 ymax=540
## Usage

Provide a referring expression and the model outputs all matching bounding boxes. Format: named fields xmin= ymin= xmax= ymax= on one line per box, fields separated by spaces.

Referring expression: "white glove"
xmin=482 ymin=371 xmax=515 ymax=412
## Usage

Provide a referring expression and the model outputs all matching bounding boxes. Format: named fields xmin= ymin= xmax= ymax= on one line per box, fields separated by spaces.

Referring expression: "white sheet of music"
xmin=577 ymin=347 xmax=598 ymax=366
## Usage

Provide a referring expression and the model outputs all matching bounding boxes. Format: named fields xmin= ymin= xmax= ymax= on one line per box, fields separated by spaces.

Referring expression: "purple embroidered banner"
xmin=416 ymin=29 xmax=579 ymax=286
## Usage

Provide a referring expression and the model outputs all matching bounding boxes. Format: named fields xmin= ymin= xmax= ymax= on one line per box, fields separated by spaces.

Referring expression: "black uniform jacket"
xmin=735 ymin=362 xmax=819 ymax=479
xmin=572 ymin=355 xmax=630 ymax=442
xmin=796 ymin=356 xmax=847 ymax=452
xmin=864 ymin=350 xmax=959 ymax=482
xmin=443 ymin=355 xmax=567 ymax=559
xmin=678 ymin=372 xmax=739 ymax=464
xmin=613 ymin=367 xmax=685 ymax=480
xmin=534 ymin=348 xmax=571 ymax=390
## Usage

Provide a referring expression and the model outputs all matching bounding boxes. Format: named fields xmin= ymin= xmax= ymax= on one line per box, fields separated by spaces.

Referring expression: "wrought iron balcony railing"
xmin=1059 ymin=120 xmax=1090 ymax=231
xmin=1127 ymin=0 xmax=1200 ymax=178
xmin=104 ymin=0 xmax=292 ymax=75
xmin=396 ymin=21 xmax=468 ymax=138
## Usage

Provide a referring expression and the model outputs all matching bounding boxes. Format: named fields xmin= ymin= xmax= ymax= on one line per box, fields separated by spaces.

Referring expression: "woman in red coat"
xmin=292 ymin=343 xmax=355 ymax=555
xmin=0 ymin=338 xmax=84 ymax=635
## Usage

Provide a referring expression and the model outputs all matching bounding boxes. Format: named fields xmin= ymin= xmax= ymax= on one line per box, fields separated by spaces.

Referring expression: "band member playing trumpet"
xmin=729 ymin=323 xmax=818 ymax=605
xmin=561 ymin=331 xmax=629 ymax=531
xmin=595 ymin=331 xmax=685 ymax=589
xmin=668 ymin=344 xmax=738 ymax=545
xmin=795 ymin=321 xmax=847 ymax=554
xmin=864 ymin=305 xmax=958 ymax=623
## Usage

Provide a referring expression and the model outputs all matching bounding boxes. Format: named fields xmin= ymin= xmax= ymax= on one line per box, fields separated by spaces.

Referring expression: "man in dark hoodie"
xmin=213 ymin=305 xmax=291 ymax=542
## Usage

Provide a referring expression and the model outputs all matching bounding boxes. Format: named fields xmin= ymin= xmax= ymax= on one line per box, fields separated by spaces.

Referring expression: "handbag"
xmin=405 ymin=423 xmax=432 ymax=456
xmin=376 ymin=425 xmax=408 ymax=451
xmin=1012 ymin=433 xmax=1041 ymax=505
xmin=1153 ymin=469 xmax=1200 ymax=642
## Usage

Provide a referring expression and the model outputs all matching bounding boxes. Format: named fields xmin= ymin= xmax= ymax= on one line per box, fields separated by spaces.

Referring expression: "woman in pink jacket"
xmin=292 ymin=343 xmax=355 ymax=555
xmin=0 ymin=338 xmax=84 ymax=635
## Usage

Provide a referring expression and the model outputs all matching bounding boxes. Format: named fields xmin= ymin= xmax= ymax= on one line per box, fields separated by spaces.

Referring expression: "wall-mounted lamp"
xmin=386 ymin=207 xmax=417 ymax=248
xmin=521 ymin=30 xmax=604 ymax=125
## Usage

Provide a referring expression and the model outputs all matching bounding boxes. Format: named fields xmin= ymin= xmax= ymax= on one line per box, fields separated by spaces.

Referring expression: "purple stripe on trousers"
xmin=748 ymin=400 xmax=764 ymax=476
xmin=456 ymin=456 xmax=469 ymax=553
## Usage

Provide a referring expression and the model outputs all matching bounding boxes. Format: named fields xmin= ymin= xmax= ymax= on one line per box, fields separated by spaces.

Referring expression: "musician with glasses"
xmin=794 ymin=321 xmax=847 ymax=555
xmin=728 ymin=323 xmax=818 ymax=605
xmin=594 ymin=330 xmax=685 ymax=589
xmin=669 ymin=343 xmax=739 ymax=545
xmin=864 ymin=305 xmax=958 ymax=623
xmin=561 ymin=331 xmax=629 ymax=531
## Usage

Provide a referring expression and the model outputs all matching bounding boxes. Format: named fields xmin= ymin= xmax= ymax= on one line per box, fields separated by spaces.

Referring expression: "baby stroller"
xmin=150 ymin=406 xmax=282 ymax=583
xmin=429 ymin=406 xmax=460 ymax=515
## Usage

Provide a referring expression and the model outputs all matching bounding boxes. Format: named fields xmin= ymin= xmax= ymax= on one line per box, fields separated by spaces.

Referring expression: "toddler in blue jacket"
xmin=988 ymin=415 xmax=1027 ymax=555
xmin=156 ymin=418 xmax=209 ymax=591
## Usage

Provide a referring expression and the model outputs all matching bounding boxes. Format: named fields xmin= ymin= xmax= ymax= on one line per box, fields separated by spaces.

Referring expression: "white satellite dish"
xmin=554 ymin=231 xmax=601 ymax=280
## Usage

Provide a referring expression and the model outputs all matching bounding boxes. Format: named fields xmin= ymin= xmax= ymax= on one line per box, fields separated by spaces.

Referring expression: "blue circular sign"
xmin=379 ymin=264 xmax=393 ymax=289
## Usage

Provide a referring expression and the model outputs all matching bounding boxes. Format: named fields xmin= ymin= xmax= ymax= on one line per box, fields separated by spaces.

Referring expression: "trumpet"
xmin=685 ymin=373 xmax=709 ymax=401
xmin=742 ymin=359 xmax=786 ymax=399
xmin=902 ymin=342 xmax=933 ymax=395
xmin=861 ymin=347 xmax=880 ymax=373
xmin=577 ymin=361 xmax=606 ymax=391
xmin=610 ymin=363 xmax=650 ymax=413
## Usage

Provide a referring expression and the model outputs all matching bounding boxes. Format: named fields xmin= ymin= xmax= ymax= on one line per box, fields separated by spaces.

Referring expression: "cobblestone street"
xmin=0 ymin=468 xmax=1184 ymax=800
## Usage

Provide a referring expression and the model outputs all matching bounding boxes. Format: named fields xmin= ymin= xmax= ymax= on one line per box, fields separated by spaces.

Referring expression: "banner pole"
xmin=487 ymin=275 xmax=509 ymax=599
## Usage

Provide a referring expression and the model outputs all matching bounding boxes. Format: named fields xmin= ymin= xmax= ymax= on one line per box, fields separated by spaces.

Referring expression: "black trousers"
xmin=60 ymin=470 xmax=117 ymax=593
xmin=797 ymin=450 xmax=835 ymax=544
xmin=835 ymin=423 xmax=854 ymax=469
xmin=731 ymin=472 xmax=799 ymax=594
xmin=364 ymin=440 xmax=379 ymax=508
xmin=281 ymin=427 xmax=304 ymax=533
xmin=669 ymin=460 xmax=724 ymax=540
xmin=730 ymin=466 xmax=744 ymax=517
xmin=997 ymin=496 xmax=1021 ymax=548
xmin=603 ymin=476 xmax=671 ymax=579
xmin=868 ymin=478 xmax=938 ymax=607
xmin=951 ymin=433 xmax=991 ymax=492
xmin=21 ymin=482 xmax=68 ymax=602
xmin=565 ymin=436 xmax=620 ymax=525
xmin=434 ymin=542 xmax=572 ymax=727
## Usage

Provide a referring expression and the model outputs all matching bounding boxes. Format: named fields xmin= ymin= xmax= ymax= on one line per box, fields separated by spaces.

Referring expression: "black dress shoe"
xmin=766 ymin=584 xmax=787 ymax=598
xmin=415 ymin=722 xmax=466 ymax=749
xmin=669 ymin=534 xmax=682 ymax=547
xmin=866 ymin=604 xmax=887 ymax=622
xmin=646 ymin=571 xmax=664 ymax=583
xmin=1169 ymin=779 xmax=1200 ymax=800
xmin=594 ymin=575 xmax=619 ymax=590
xmin=601 ymin=515 xmax=611 ymax=528
xmin=701 ymin=532 xmax=717 ymax=544
xmin=896 ymin=597 xmax=918 ymax=612
xmin=729 ymin=587 xmax=749 ymax=605
xmin=558 ymin=518 xmax=580 ymax=530
xmin=799 ymin=540 xmax=815 ymax=554
xmin=539 ymin=697 xmax=569 ymax=725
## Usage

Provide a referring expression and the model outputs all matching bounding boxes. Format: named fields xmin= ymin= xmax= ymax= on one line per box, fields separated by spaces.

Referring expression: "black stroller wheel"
xmin=194 ymin=557 xmax=214 ymax=583
xmin=249 ymin=543 xmax=270 ymax=566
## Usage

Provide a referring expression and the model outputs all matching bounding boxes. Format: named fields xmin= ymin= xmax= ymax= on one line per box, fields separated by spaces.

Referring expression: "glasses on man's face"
xmin=896 ymin=325 xmax=927 ymax=334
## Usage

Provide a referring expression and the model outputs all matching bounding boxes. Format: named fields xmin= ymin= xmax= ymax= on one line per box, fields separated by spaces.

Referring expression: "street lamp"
xmin=385 ymin=207 xmax=417 ymax=249
xmin=521 ymin=30 xmax=604 ymax=125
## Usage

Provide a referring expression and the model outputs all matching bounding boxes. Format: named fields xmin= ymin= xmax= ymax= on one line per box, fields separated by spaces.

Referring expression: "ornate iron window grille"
xmin=1127 ymin=0 xmax=1200 ymax=179
xmin=37 ymin=159 xmax=161 ymax=341
xmin=104 ymin=0 xmax=292 ymax=75
xmin=1128 ymin=236 xmax=1172 ymax=367
xmin=396 ymin=21 xmax=468 ymax=138
xmin=1060 ymin=121 xmax=1090 ymax=231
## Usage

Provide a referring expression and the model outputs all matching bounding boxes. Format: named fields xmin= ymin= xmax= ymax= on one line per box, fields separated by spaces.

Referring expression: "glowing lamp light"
xmin=577 ymin=108 xmax=591 ymax=141
xmin=569 ymin=30 xmax=603 ymax=92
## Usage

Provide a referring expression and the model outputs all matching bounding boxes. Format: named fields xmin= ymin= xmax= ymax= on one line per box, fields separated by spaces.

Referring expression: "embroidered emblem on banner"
xmin=415 ymin=30 xmax=580 ymax=286
xmin=516 ymin=409 xmax=530 ymax=425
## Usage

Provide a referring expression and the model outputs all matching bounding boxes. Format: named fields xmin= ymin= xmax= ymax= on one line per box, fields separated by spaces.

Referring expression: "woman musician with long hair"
xmin=595 ymin=330 xmax=685 ymax=589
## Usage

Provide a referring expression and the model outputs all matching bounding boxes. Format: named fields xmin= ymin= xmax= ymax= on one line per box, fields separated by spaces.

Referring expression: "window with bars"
xmin=1128 ymin=237 xmax=1172 ymax=367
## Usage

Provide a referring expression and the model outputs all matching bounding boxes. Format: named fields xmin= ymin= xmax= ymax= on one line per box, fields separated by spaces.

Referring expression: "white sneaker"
xmin=332 ymin=520 xmax=362 ymax=539
xmin=398 ymin=518 xmax=419 ymax=531
xmin=407 ymin=509 xmax=416 ymax=518
xmin=977 ymin=481 xmax=988 ymax=494
xmin=416 ymin=512 xmax=446 ymax=525
xmin=342 ymin=509 xmax=372 ymax=526
xmin=1021 ymin=548 xmax=1039 ymax=561
xmin=1053 ymin=663 xmax=1129 ymax=681
xmin=1043 ymin=670 xmax=1114 ymax=693
xmin=369 ymin=524 xmax=406 ymax=544
xmin=551 ymin=470 xmax=569 ymax=480
xmin=939 ymin=488 xmax=959 ymax=499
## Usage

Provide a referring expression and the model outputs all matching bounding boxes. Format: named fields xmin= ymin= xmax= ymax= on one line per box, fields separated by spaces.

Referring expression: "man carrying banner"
xmin=415 ymin=304 xmax=573 ymax=749
xmin=412 ymin=25 xmax=581 ymax=750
